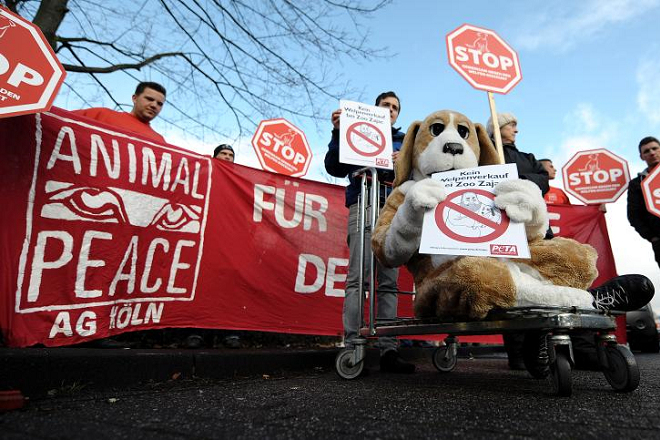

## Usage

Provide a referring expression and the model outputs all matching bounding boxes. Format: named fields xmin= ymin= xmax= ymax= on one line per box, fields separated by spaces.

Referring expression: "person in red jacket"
xmin=539 ymin=159 xmax=571 ymax=204
xmin=73 ymin=81 xmax=167 ymax=143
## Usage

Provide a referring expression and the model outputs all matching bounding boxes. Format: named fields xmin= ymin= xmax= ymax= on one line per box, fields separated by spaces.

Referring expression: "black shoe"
xmin=91 ymin=338 xmax=129 ymax=349
xmin=588 ymin=274 xmax=655 ymax=311
xmin=184 ymin=334 xmax=204 ymax=349
xmin=380 ymin=350 xmax=416 ymax=374
xmin=522 ymin=331 xmax=550 ymax=378
xmin=223 ymin=335 xmax=241 ymax=349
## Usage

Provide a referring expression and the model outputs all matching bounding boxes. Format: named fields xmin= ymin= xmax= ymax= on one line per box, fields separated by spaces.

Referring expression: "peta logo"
xmin=490 ymin=244 xmax=518 ymax=256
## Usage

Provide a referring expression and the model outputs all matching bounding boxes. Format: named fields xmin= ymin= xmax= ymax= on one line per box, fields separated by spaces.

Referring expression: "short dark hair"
xmin=538 ymin=158 xmax=551 ymax=163
xmin=375 ymin=91 xmax=400 ymax=112
xmin=213 ymin=144 xmax=234 ymax=157
xmin=135 ymin=81 xmax=166 ymax=97
xmin=638 ymin=136 xmax=660 ymax=152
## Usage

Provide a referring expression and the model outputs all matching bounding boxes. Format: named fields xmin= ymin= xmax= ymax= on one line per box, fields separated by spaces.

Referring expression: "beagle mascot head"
xmin=393 ymin=109 xmax=500 ymax=188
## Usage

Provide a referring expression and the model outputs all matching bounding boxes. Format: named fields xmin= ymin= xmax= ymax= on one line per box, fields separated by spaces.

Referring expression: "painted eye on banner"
xmin=44 ymin=186 xmax=128 ymax=223
xmin=150 ymin=203 xmax=201 ymax=233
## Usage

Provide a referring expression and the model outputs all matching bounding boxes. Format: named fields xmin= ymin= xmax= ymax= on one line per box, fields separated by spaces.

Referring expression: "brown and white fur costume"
xmin=372 ymin=110 xmax=599 ymax=319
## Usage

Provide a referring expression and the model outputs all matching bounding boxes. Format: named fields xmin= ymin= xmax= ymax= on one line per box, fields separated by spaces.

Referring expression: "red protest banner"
xmin=0 ymin=109 xmax=344 ymax=346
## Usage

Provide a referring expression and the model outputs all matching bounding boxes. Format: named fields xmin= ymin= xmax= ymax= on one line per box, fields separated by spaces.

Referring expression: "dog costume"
xmin=372 ymin=110 xmax=600 ymax=319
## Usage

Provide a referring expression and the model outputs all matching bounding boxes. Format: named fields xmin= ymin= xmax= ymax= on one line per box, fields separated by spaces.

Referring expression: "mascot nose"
xmin=443 ymin=142 xmax=463 ymax=155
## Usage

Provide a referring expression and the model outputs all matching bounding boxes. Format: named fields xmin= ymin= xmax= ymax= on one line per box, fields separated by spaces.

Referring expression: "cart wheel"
xmin=523 ymin=331 xmax=550 ymax=379
xmin=432 ymin=346 xmax=457 ymax=373
xmin=602 ymin=345 xmax=640 ymax=392
xmin=549 ymin=351 xmax=572 ymax=397
xmin=335 ymin=350 xmax=364 ymax=380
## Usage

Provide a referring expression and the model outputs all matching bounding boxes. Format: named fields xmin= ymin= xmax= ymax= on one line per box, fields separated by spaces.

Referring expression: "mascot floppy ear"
xmin=476 ymin=123 xmax=502 ymax=166
xmin=393 ymin=120 xmax=422 ymax=188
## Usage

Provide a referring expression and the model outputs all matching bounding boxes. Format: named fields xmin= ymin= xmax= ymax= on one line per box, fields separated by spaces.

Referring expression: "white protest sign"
xmin=419 ymin=164 xmax=530 ymax=258
xmin=339 ymin=100 xmax=393 ymax=169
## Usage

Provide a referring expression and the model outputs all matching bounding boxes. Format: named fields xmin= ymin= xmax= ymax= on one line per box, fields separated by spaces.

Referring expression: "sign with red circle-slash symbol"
xmin=345 ymin=121 xmax=386 ymax=157
xmin=435 ymin=189 xmax=509 ymax=243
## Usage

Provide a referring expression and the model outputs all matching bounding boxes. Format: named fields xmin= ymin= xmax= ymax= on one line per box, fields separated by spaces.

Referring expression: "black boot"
xmin=522 ymin=331 xmax=550 ymax=378
xmin=380 ymin=350 xmax=416 ymax=374
xmin=588 ymin=274 xmax=655 ymax=311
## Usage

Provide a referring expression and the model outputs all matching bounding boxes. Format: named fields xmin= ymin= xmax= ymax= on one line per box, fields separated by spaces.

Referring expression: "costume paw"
xmin=408 ymin=179 xmax=446 ymax=211
xmin=493 ymin=179 xmax=546 ymax=224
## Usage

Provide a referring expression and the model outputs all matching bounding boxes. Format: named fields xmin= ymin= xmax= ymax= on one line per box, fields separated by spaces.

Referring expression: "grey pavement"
xmin=1 ymin=349 xmax=660 ymax=439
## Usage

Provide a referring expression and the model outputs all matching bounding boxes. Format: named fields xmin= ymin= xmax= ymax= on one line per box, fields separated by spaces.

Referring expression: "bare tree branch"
xmin=61 ymin=51 xmax=184 ymax=73
xmin=9 ymin=0 xmax=391 ymax=141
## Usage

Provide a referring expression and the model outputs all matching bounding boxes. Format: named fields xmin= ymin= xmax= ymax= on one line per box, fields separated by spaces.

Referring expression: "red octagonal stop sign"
xmin=446 ymin=24 xmax=522 ymax=94
xmin=0 ymin=8 xmax=66 ymax=118
xmin=562 ymin=148 xmax=630 ymax=204
xmin=642 ymin=165 xmax=660 ymax=219
xmin=251 ymin=118 xmax=312 ymax=178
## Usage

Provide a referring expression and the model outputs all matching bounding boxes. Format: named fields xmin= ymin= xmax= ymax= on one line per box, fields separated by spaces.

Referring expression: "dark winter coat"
xmin=502 ymin=142 xmax=550 ymax=195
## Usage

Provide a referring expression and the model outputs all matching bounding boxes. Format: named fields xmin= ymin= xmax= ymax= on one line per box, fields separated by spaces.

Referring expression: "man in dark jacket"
xmin=628 ymin=136 xmax=660 ymax=268
xmin=324 ymin=91 xmax=414 ymax=374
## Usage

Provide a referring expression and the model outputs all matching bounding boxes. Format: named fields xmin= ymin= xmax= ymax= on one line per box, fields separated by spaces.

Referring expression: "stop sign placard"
xmin=251 ymin=118 xmax=312 ymax=178
xmin=446 ymin=24 xmax=522 ymax=94
xmin=642 ymin=165 xmax=660 ymax=219
xmin=562 ymin=148 xmax=630 ymax=204
xmin=0 ymin=7 xmax=66 ymax=118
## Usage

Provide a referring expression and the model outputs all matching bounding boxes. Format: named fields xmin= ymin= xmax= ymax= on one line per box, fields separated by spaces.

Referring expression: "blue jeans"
xmin=343 ymin=203 xmax=398 ymax=354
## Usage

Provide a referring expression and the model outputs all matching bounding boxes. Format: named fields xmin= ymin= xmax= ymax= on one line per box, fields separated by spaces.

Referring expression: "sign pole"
xmin=487 ymin=92 xmax=505 ymax=165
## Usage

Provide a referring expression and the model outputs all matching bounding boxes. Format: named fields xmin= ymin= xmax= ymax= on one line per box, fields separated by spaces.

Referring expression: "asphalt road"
xmin=2 ymin=353 xmax=660 ymax=439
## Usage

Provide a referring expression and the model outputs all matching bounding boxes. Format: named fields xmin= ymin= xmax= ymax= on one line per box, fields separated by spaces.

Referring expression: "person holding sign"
xmin=324 ymin=91 xmax=414 ymax=374
xmin=627 ymin=136 xmax=660 ymax=269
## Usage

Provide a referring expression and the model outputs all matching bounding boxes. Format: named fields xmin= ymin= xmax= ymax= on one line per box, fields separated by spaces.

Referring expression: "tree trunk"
xmin=31 ymin=0 xmax=69 ymax=50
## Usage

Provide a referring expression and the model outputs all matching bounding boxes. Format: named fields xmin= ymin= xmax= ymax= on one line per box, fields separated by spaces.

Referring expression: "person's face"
xmin=131 ymin=87 xmax=165 ymax=122
xmin=378 ymin=96 xmax=400 ymax=125
xmin=640 ymin=141 xmax=660 ymax=169
xmin=541 ymin=160 xmax=556 ymax=179
xmin=215 ymin=149 xmax=235 ymax=162
xmin=499 ymin=121 xmax=518 ymax=144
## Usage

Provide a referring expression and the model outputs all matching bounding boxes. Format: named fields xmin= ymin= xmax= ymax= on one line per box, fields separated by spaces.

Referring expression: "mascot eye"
xmin=429 ymin=123 xmax=445 ymax=137
xmin=457 ymin=125 xmax=469 ymax=139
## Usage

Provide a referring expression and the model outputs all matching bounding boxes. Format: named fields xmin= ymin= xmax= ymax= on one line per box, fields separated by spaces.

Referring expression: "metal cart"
xmin=334 ymin=167 xmax=640 ymax=397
